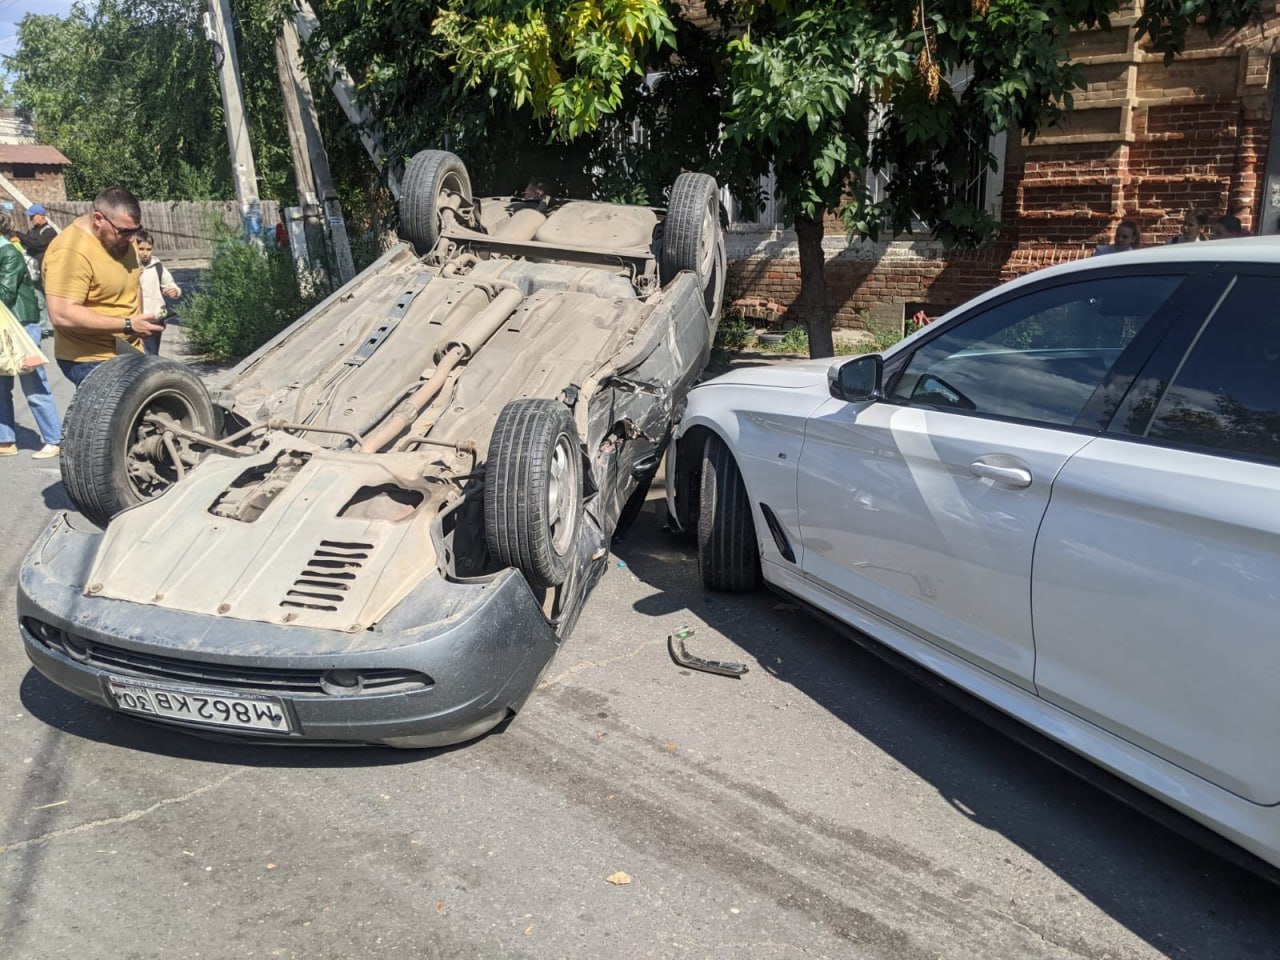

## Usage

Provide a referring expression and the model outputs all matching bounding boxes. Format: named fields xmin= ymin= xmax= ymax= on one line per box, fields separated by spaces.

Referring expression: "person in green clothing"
xmin=0 ymin=210 xmax=61 ymax=458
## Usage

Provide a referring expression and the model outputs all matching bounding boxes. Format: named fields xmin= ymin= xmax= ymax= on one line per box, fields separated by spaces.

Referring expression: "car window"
xmin=1141 ymin=275 xmax=1280 ymax=464
xmin=888 ymin=275 xmax=1183 ymax=426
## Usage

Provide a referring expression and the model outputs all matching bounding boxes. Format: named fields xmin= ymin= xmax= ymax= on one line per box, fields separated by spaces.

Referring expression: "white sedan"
xmin=668 ymin=238 xmax=1280 ymax=874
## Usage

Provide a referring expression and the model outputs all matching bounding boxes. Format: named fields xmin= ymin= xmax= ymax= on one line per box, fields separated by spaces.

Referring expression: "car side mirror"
xmin=828 ymin=355 xmax=883 ymax=402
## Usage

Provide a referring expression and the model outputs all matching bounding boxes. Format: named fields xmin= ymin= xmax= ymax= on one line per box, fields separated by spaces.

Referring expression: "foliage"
xmin=864 ymin=315 xmax=910 ymax=353
xmin=306 ymin=0 xmax=739 ymax=205
xmin=347 ymin=227 xmax=398 ymax=273
xmin=433 ymin=0 xmax=675 ymax=140
xmin=755 ymin=327 xmax=813 ymax=354
xmin=7 ymin=0 xmax=296 ymax=201
xmin=184 ymin=231 xmax=326 ymax=361
xmin=714 ymin=317 xmax=895 ymax=359
xmin=411 ymin=0 xmax=1260 ymax=357
xmin=713 ymin=313 xmax=756 ymax=352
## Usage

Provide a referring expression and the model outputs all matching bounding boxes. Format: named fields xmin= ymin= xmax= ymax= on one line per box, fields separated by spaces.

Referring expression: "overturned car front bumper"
xmin=17 ymin=513 xmax=563 ymax=748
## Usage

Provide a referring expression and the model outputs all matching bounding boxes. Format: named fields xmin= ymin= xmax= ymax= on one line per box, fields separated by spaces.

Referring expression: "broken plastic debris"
xmin=668 ymin=626 xmax=748 ymax=678
xmin=606 ymin=871 xmax=632 ymax=885
xmin=617 ymin=560 xmax=627 ymax=568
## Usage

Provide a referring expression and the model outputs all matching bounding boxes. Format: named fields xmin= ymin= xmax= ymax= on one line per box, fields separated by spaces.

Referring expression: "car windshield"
xmin=889 ymin=275 xmax=1182 ymax=425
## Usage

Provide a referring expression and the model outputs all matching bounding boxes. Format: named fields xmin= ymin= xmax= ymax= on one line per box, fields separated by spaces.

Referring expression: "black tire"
xmin=661 ymin=172 xmax=727 ymax=321
xmin=667 ymin=430 xmax=705 ymax=540
xmin=62 ymin=354 xmax=219 ymax=528
xmin=697 ymin=433 xmax=759 ymax=591
xmin=399 ymin=150 xmax=475 ymax=255
xmin=485 ymin=399 xmax=584 ymax=590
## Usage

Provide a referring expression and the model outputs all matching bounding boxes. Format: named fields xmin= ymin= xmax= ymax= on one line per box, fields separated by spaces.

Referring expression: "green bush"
xmin=348 ymin=228 xmax=396 ymax=274
xmin=184 ymin=234 xmax=328 ymax=362
xmin=713 ymin=312 xmax=755 ymax=352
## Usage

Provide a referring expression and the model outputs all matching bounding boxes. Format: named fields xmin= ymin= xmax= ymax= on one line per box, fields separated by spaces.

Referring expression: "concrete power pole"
xmin=205 ymin=0 xmax=262 ymax=236
xmin=278 ymin=15 xmax=355 ymax=284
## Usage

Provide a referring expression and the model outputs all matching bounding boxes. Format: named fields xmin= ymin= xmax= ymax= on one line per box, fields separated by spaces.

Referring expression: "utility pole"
xmin=293 ymin=0 xmax=401 ymax=199
xmin=274 ymin=30 xmax=328 ymax=277
xmin=277 ymin=15 xmax=355 ymax=283
xmin=205 ymin=0 xmax=262 ymax=238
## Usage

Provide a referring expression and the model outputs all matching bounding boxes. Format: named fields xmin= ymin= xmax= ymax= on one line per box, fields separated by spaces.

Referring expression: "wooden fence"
xmin=33 ymin=200 xmax=281 ymax=262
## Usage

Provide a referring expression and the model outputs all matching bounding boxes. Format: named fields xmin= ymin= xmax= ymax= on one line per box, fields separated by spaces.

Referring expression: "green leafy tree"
xmin=415 ymin=0 xmax=1261 ymax=357
xmin=6 ymin=0 xmax=294 ymax=201
xmin=306 ymin=0 xmax=593 ymax=199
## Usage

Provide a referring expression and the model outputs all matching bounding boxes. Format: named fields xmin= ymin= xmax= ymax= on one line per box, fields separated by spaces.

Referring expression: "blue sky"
xmin=0 ymin=1 xmax=82 ymax=66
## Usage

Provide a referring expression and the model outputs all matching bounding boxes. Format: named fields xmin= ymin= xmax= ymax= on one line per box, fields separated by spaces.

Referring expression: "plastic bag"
xmin=0 ymin=300 xmax=47 ymax=376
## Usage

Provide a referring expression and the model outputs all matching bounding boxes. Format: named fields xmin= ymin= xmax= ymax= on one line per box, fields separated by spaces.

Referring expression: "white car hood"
xmin=697 ymin=357 xmax=834 ymax=390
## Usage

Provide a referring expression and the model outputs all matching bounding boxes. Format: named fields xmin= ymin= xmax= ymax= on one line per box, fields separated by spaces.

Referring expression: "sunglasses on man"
xmin=95 ymin=209 xmax=143 ymax=239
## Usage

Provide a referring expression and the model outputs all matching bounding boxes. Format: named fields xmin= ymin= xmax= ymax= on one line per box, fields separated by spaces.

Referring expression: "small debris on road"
xmin=668 ymin=626 xmax=748 ymax=677
xmin=606 ymin=871 xmax=632 ymax=885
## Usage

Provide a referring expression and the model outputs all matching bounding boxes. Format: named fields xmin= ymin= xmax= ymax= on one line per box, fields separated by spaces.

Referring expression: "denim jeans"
xmin=33 ymin=287 xmax=50 ymax=335
xmin=57 ymin=358 xmax=106 ymax=388
xmin=0 ymin=322 xmax=62 ymax=444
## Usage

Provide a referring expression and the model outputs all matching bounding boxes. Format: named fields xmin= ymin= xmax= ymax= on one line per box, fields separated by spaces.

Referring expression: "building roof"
xmin=0 ymin=110 xmax=37 ymax=146
xmin=0 ymin=145 xmax=70 ymax=167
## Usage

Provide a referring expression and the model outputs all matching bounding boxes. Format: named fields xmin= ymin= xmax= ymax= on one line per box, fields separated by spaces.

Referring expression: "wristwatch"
xmin=123 ymin=317 xmax=134 ymax=335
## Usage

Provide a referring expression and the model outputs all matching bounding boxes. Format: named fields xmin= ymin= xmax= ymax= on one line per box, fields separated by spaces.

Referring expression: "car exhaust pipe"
xmin=360 ymin=286 xmax=524 ymax=453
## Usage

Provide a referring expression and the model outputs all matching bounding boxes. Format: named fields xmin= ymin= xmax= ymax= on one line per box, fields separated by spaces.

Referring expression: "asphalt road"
xmin=2 ymin=339 xmax=1278 ymax=959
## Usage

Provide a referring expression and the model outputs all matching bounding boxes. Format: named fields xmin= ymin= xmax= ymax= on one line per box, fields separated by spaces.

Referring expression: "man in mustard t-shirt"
xmin=43 ymin=186 xmax=164 ymax=386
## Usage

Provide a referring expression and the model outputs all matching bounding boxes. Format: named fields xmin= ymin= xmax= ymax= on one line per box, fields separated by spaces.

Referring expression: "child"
xmin=133 ymin=230 xmax=182 ymax=356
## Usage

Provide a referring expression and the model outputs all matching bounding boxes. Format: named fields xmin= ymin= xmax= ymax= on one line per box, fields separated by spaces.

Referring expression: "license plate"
xmin=107 ymin=678 xmax=293 ymax=734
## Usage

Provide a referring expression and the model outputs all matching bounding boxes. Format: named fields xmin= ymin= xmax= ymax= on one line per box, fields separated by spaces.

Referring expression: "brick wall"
xmin=0 ymin=168 xmax=67 ymax=207
xmin=727 ymin=10 xmax=1280 ymax=333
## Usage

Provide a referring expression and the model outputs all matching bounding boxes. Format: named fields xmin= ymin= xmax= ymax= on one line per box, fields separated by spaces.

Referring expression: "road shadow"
xmin=40 ymin=479 xmax=73 ymax=512
xmin=17 ymin=668 xmax=477 ymax=769
xmin=613 ymin=496 xmax=1280 ymax=959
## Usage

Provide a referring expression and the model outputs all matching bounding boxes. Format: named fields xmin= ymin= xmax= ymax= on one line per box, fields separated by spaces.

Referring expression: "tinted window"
xmin=889 ymin=275 xmax=1182 ymax=426
xmin=1143 ymin=276 xmax=1280 ymax=463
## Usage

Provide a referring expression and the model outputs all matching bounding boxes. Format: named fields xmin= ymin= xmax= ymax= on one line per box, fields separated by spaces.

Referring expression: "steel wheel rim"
xmin=698 ymin=197 xmax=718 ymax=277
xmin=546 ymin=432 xmax=578 ymax=557
xmin=122 ymin=388 xmax=202 ymax=499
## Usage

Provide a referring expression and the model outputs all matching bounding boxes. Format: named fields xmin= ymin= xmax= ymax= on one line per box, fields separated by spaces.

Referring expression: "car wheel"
xmin=485 ymin=399 xmax=584 ymax=590
xmin=661 ymin=172 xmax=726 ymax=321
xmin=698 ymin=433 xmax=759 ymax=591
xmin=668 ymin=429 xmax=706 ymax=540
xmin=399 ymin=149 xmax=475 ymax=255
xmin=62 ymin=354 xmax=219 ymax=528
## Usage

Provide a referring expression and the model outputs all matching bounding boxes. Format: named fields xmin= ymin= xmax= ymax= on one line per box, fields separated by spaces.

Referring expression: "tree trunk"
xmin=793 ymin=212 xmax=835 ymax=358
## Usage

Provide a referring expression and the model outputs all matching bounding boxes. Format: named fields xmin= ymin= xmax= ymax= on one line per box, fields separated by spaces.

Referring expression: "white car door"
xmin=1033 ymin=271 xmax=1280 ymax=805
xmin=797 ymin=272 xmax=1188 ymax=690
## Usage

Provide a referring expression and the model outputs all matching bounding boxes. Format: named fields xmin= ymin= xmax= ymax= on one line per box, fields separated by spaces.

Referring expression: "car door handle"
xmin=970 ymin=459 xmax=1032 ymax=488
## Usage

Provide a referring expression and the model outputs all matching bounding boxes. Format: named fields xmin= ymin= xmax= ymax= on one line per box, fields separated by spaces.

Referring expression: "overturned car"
xmin=18 ymin=151 xmax=725 ymax=747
